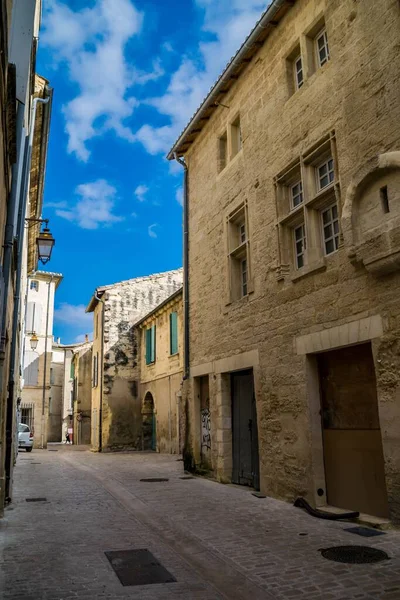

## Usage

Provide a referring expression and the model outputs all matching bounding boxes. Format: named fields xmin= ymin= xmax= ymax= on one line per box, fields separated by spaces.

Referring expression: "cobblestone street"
xmin=1 ymin=447 xmax=400 ymax=600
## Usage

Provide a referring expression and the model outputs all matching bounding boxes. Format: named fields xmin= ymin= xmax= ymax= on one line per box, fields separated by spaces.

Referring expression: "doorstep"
xmin=322 ymin=505 xmax=392 ymax=530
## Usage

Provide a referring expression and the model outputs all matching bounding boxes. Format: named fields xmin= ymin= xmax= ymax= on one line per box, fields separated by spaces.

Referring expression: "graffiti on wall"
xmin=201 ymin=408 xmax=211 ymax=451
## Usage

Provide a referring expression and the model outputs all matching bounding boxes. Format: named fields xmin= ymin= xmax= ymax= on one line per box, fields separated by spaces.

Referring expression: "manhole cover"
xmin=320 ymin=545 xmax=389 ymax=564
xmin=140 ymin=478 xmax=169 ymax=482
xmin=179 ymin=476 xmax=194 ymax=480
xmin=345 ymin=526 xmax=386 ymax=538
xmin=26 ymin=498 xmax=47 ymax=502
xmin=105 ymin=549 xmax=176 ymax=586
xmin=48 ymin=449 xmax=58 ymax=452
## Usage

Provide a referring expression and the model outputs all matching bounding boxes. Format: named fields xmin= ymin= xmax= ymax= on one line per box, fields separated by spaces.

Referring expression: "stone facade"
xmin=47 ymin=346 xmax=64 ymax=442
xmin=87 ymin=269 xmax=183 ymax=452
xmin=170 ymin=0 xmax=400 ymax=522
xmin=138 ymin=289 xmax=183 ymax=454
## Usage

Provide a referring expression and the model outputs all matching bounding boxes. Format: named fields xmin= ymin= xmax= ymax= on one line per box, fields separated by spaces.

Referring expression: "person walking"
xmin=65 ymin=431 xmax=70 ymax=445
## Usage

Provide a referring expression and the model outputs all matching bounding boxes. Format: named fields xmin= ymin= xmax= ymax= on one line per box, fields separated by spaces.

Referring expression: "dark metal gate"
xmin=231 ymin=370 xmax=260 ymax=490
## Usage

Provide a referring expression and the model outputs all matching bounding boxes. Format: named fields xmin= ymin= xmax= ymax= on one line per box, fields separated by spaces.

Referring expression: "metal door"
xmin=231 ymin=370 xmax=260 ymax=489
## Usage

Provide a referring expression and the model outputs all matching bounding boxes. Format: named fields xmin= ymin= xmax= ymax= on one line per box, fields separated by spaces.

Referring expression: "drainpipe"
xmin=95 ymin=291 xmax=105 ymax=452
xmin=4 ymin=94 xmax=51 ymax=501
xmin=174 ymin=153 xmax=189 ymax=380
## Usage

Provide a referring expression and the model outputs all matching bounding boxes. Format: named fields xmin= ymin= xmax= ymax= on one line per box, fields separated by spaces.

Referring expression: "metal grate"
xmin=345 ymin=527 xmax=386 ymax=538
xmin=26 ymin=498 xmax=47 ymax=502
xmin=320 ymin=545 xmax=389 ymax=564
xmin=140 ymin=478 xmax=169 ymax=482
xmin=105 ymin=549 xmax=176 ymax=587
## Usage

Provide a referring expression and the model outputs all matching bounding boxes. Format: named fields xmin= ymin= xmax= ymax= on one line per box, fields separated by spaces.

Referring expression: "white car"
xmin=18 ymin=423 xmax=33 ymax=452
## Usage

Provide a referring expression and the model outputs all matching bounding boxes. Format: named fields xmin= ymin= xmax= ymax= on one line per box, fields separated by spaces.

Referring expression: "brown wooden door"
xmin=318 ymin=343 xmax=389 ymax=518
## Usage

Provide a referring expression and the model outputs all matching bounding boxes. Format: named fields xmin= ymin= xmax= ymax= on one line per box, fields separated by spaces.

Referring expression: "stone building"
xmin=136 ymin=288 xmax=183 ymax=454
xmin=21 ymin=271 xmax=63 ymax=449
xmin=168 ymin=0 xmax=400 ymax=521
xmin=72 ymin=340 xmax=93 ymax=445
xmin=86 ymin=269 xmax=183 ymax=452
xmin=47 ymin=342 xmax=64 ymax=442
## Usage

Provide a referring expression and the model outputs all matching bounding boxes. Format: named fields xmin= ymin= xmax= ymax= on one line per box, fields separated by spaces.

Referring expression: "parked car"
xmin=18 ymin=423 xmax=33 ymax=452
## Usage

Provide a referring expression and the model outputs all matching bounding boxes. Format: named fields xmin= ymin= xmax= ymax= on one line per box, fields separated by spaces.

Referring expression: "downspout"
xmin=95 ymin=291 xmax=105 ymax=452
xmin=174 ymin=153 xmax=189 ymax=379
xmin=4 ymin=94 xmax=50 ymax=501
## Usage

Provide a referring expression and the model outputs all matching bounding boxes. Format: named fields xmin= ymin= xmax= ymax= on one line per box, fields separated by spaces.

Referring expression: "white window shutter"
xmin=24 ymin=351 xmax=39 ymax=385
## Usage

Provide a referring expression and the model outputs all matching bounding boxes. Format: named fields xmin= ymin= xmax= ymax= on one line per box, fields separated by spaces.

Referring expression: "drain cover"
xmin=345 ymin=526 xmax=386 ymax=538
xmin=179 ymin=476 xmax=194 ymax=480
xmin=26 ymin=498 xmax=47 ymax=502
xmin=320 ymin=545 xmax=389 ymax=564
xmin=140 ymin=478 xmax=169 ymax=482
xmin=48 ymin=449 xmax=58 ymax=452
xmin=105 ymin=549 xmax=176 ymax=586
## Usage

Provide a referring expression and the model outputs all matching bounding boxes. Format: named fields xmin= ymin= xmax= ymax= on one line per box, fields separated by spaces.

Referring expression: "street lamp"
xmin=25 ymin=218 xmax=56 ymax=265
xmin=36 ymin=225 xmax=55 ymax=265
xmin=30 ymin=332 xmax=39 ymax=351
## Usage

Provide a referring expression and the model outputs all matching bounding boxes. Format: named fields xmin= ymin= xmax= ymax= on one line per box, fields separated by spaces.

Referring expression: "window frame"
xmin=321 ymin=203 xmax=340 ymax=256
xmin=240 ymin=258 xmax=248 ymax=297
xmin=294 ymin=54 xmax=304 ymax=90
xmin=290 ymin=180 xmax=303 ymax=210
xmin=294 ymin=223 xmax=307 ymax=270
xmin=169 ymin=312 xmax=178 ymax=356
xmin=315 ymin=28 xmax=330 ymax=68
xmin=316 ymin=157 xmax=335 ymax=191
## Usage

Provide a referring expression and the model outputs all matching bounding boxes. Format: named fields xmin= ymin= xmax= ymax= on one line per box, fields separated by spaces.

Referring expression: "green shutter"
xmin=145 ymin=328 xmax=152 ymax=365
xmin=170 ymin=312 xmax=178 ymax=355
xmin=150 ymin=325 xmax=156 ymax=363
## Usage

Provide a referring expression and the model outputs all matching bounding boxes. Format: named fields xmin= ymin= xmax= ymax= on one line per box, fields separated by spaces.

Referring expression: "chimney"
xmin=85 ymin=334 xmax=89 ymax=343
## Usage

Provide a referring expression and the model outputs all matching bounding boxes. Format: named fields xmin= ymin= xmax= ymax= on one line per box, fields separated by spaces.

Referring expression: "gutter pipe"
xmin=4 ymin=94 xmax=50 ymax=501
xmin=167 ymin=0 xmax=287 ymax=160
xmin=174 ymin=153 xmax=189 ymax=379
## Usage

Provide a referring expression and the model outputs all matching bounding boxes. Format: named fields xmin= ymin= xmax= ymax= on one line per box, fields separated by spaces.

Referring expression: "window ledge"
xmin=278 ymin=203 xmax=304 ymax=226
xmin=217 ymin=148 xmax=243 ymax=180
xmin=169 ymin=353 xmax=179 ymax=359
xmin=290 ymin=258 xmax=326 ymax=282
xmin=306 ymin=182 xmax=338 ymax=209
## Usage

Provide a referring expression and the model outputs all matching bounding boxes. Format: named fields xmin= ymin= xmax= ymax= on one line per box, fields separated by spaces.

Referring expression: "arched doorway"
xmin=142 ymin=392 xmax=156 ymax=451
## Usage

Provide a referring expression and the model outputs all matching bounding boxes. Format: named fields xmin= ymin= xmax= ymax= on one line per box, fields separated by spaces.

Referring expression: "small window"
xmin=294 ymin=55 xmax=304 ymax=90
xmin=239 ymin=222 xmax=246 ymax=245
xmin=317 ymin=157 xmax=334 ymax=190
xmin=231 ymin=117 xmax=242 ymax=157
xmin=291 ymin=180 xmax=303 ymax=209
xmin=218 ymin=132 xmax=227 ymax=172
xmin=380 ymin=186 xmax=390 ymax=214
xmin=316 ymin=29 xmax=330 ymax=68
xmin=30 ymin=280 xmax=39 ymax=291
xmin=241 ymin=258 xmax=248 ymax=297
xmin=294 ymin=224 xmax=307 ymax=269
xmin=145 ymin=325 xmax=156 ymax=365
xmin=169 ymin=312 xmax=178 ymax=355
xmin=50 ymin=368 xmax=55 ymax=385
xmin=322 ymin=204 xmax=339 ymax=255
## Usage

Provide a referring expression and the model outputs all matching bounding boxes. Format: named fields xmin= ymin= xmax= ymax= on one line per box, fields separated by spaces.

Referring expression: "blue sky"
xmin=37 ymin=0 xmax=267 ymax=343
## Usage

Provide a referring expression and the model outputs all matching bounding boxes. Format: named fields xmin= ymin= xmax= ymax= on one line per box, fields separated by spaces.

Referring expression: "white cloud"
xmin=131 ymin=211 xmax=138 ymax=218
xmin=74 ymin=332 xmax=93 ymax=343
xmin=148 ymin=223 xmax=158 ymax=238
xmin=45 ymin=200 xmax=68 ymax=209
xmin=176 ymin=187 xmax=183 ymax=206
xmin=54 ymin=303 xmax=93 ymax=328
xmin=136 ymin=1 xmax=266 ymax=155
xmin=134 ymin=184 xmax=149 ymax=202
xmin=42 ymin=0 xmax=143 ymax=161
xmin=56 ymin=179 xmax=123 ymax=229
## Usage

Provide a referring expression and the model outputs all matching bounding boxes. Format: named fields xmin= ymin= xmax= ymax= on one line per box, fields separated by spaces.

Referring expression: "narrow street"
xmin=1 ymin=449 xmax=400 ymax=600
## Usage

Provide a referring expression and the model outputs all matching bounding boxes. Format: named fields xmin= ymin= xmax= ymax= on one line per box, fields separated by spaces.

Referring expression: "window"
xmin=169 ymin=312 xmax=178 ymax=355
xmin=241 ymin=258 xmax=248 ymax=297
xmin=380 ymin=186 xmax=390 ymax=214
xmin=294 ymin=55 xmax=304 ymax=90
xmin=92 ymin=353 xmax=98 ymax=387
xmin=50 ymin=368 xmax=55 ymax=385
xmin=231 ymin=116 xmax=242 ymax=158
xmin=21 ymin=406 xmax=34 ymax=431
xmin=291 ymin=180 xmax=303 ymax=209
xmin=25 ymin=302 xmax=42 ymax=333
xmin=30 ymin=280 xmax=39 ymax=291
xmin=145 ymin=325 xmax=156 ymax=365
xmin=317 ymin=157 xmax=334 ymax=190
xmin=316 ymin=29 xmax=330 ymax=68
xmin=294 ymin=224 xmax=307 ymax=269
xmin=227 ymin=204 xmax=250 ymax=302
xmin=322 ymin=205 xmax=339 ymax=255
xmin=218 ymin=132 xmax=227 ymax=172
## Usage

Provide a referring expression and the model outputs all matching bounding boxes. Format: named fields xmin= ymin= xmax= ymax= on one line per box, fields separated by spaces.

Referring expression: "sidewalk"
xmin=1 ymin=448 xmax=400 ymax=599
